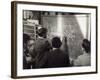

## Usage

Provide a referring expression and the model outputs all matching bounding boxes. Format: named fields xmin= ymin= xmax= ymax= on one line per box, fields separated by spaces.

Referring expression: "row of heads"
xmin=24 ymin=27 xmax=90 ymax=53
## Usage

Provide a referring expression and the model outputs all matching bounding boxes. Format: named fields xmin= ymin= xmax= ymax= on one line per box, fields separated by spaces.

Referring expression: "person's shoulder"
xmin=77 ymin=54 xmax=86 ymax=61
xmin=55 ymin=49 xmax=67 ymax=56
xmin=77 ymin=54 xmax=83 ymax=59
xmin=46 ymin=50 xmax=53 ymax=57
xmin=35 ymin=38 xmax=45 ymax=43
xmin=59 ymin=49 xmax=67 ymax=54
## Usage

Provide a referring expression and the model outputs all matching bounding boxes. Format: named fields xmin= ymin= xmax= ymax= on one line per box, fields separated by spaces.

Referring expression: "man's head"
xmin=52 ymin=37 xmax=62 ymax=48
xmin=82 ymin=39 xmax=90 ymax=53
xmin=37 ymin=27 xmax=47 ymax=38
xmin=27 ymin=39 xmax=34 ymax=54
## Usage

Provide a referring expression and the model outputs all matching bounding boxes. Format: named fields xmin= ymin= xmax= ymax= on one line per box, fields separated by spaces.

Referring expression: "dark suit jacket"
xmin=46 ymin=48 xmax=70 ymax=68
xmin=31 ymin=38 xmax=52 ymax=68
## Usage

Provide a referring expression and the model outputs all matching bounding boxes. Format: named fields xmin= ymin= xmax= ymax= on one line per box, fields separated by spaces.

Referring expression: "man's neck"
xmin=38 ymin=36 xmax=44 ymax=39
xmin=53 ymin=48 xmax=57 ymax=50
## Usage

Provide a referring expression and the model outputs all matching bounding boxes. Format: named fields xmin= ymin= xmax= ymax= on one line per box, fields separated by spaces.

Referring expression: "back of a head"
xmin=37 ymin=27 xmax=47 ymax=38
xmin=82 ymin=39 xmax=90 ymax=53
xmin=52 ymin=37 xmax=62 ymax=48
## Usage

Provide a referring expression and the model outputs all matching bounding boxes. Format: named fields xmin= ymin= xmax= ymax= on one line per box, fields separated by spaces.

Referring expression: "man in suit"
xmin=46 ymin=37 xmax=70 ymax=68
xmin=30 ymin=27 xmax=52 ymax=68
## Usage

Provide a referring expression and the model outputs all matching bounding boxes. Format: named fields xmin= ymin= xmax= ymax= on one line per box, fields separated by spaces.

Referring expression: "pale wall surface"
xmin=0 ymin=0 xmax=100 ymax=80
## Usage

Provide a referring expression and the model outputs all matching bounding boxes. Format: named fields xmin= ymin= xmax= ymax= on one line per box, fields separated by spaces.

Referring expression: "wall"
xmin=0 ymin=0 xmax=100 ymax=80
xmin=42 ymin=14 xmax=84 ymax=59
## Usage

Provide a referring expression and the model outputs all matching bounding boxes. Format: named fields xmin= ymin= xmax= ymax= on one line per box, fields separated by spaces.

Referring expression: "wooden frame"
xmin=11 ymin=1 xmax=98 ymax=78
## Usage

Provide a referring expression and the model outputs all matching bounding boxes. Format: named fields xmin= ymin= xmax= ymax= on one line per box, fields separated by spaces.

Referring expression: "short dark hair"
xmin=82 ymin=39 xmax=90 ymax=53
xmin=52 ymin=37 xmax=62 ymax=48
xmin=37 ymin=27 xmax=47 ymax=37
xmin=23 ymin=33 xmax=30 ymax=44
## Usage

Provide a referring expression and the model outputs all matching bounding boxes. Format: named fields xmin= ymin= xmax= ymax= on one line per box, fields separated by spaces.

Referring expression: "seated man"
xmin=73 ymin=39 xmax=90 ymax=66
xmin=27 ymin=39 xmax=35 ymax=68
xmin=46 ymin=37 xmax=70 ymax=68
xmin=23 ymin=34 xmax=35 ymax=69
xmin=23 ymin=33 xmax=32 ymax=69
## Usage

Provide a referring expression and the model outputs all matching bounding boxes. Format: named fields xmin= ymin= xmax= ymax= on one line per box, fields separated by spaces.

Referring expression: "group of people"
xmin=23 ymin=27 xmax=90 ymax=69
